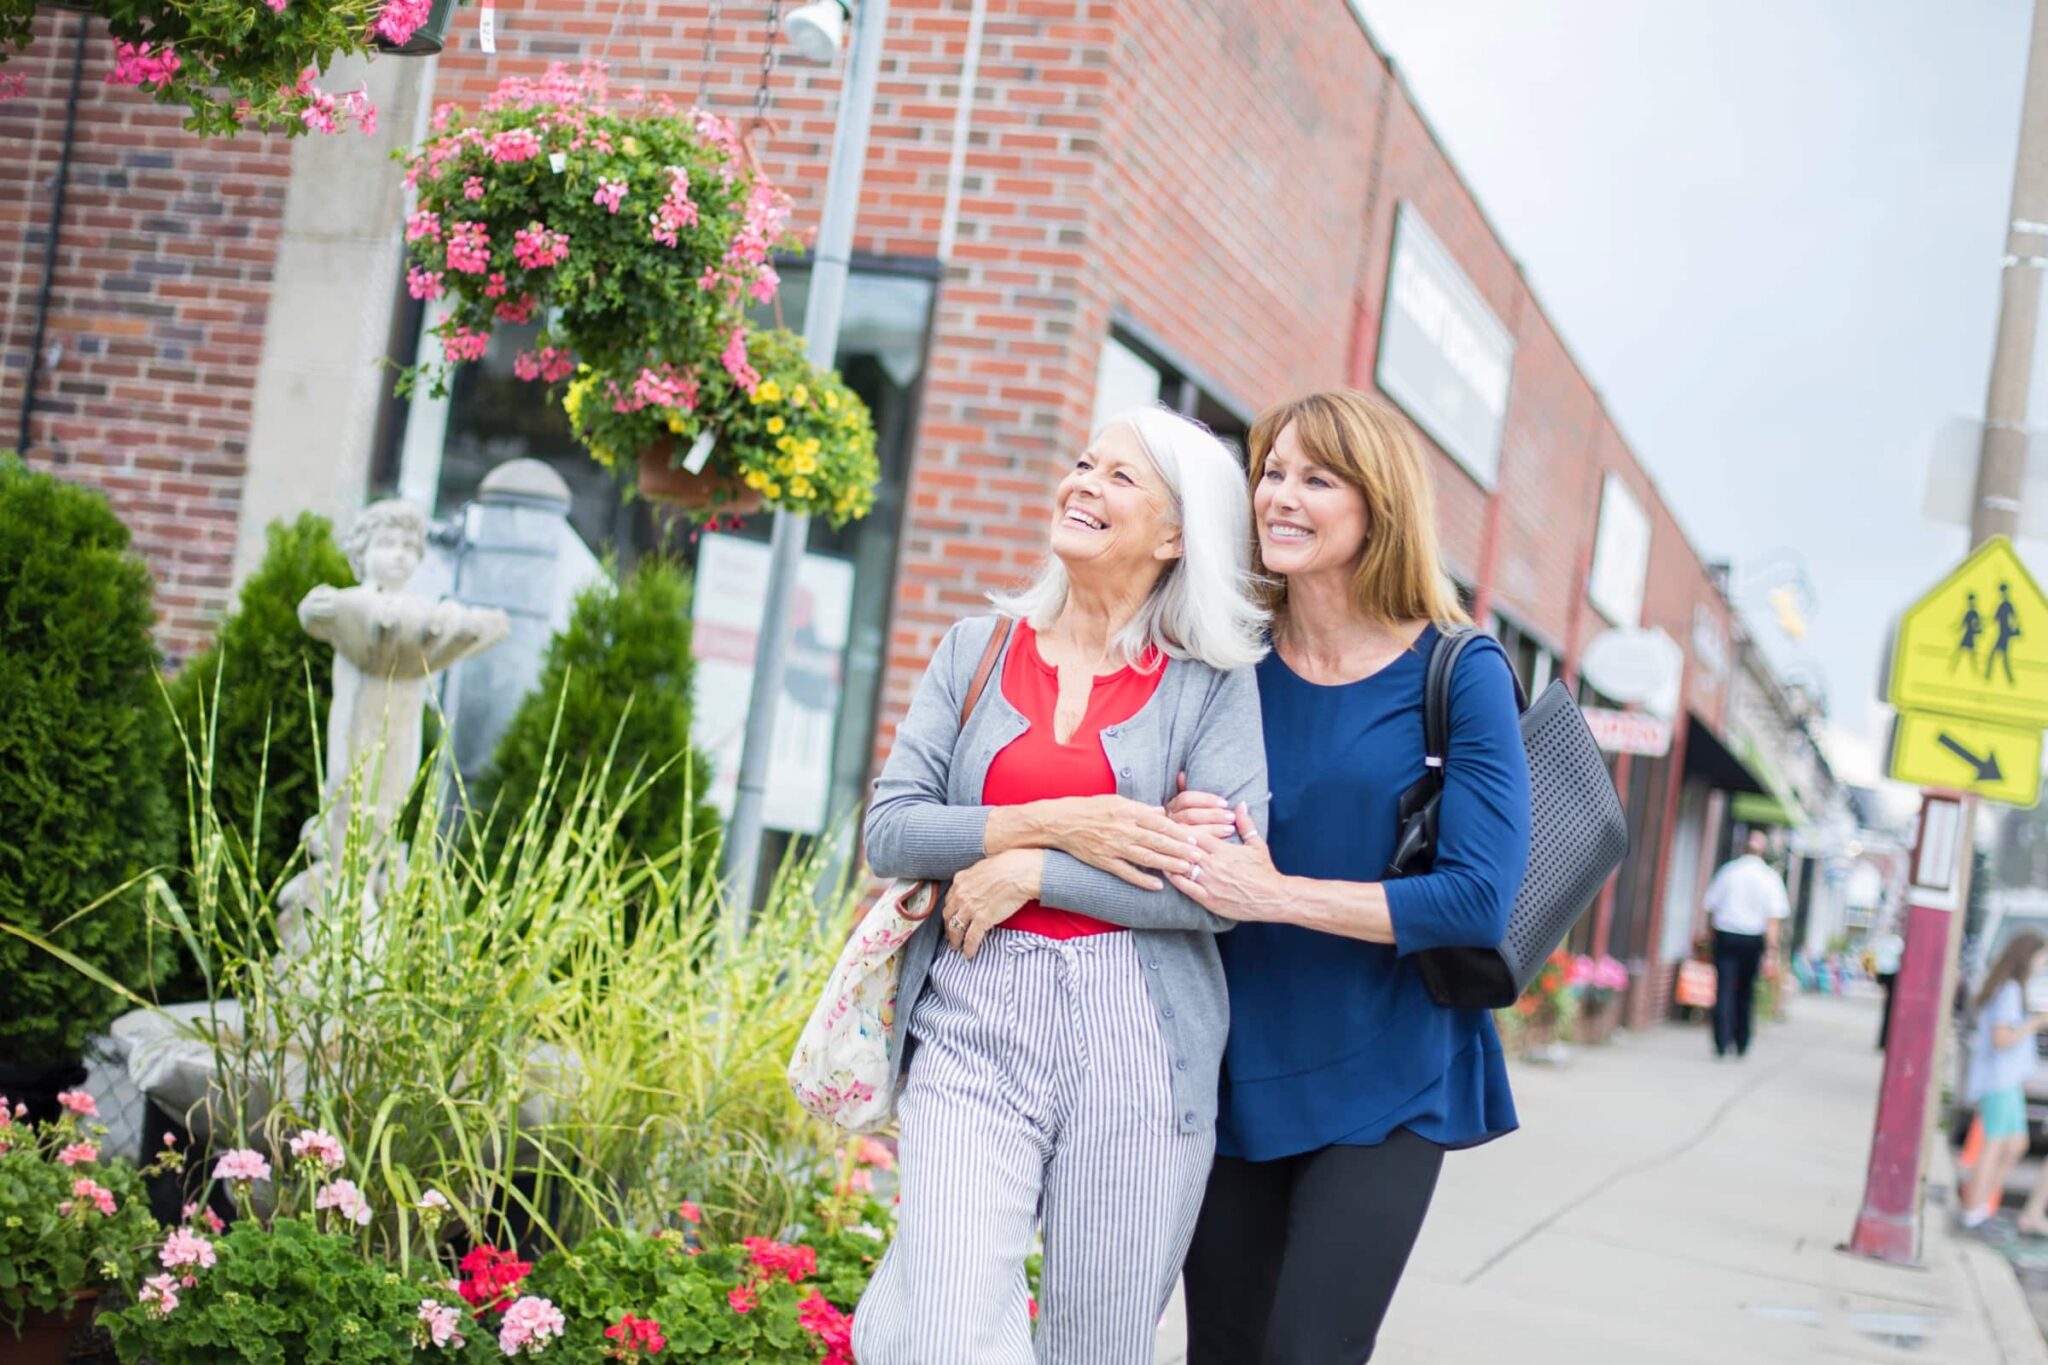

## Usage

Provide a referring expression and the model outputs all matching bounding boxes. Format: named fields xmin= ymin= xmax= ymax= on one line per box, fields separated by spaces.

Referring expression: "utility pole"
xmin=720 ymin=0 xmax=892 ymax=928
xmin=1972 ymin=0 xmax=2048 ymax=546
xmin=1851 ymin=0 xmax=2048 ymax=1265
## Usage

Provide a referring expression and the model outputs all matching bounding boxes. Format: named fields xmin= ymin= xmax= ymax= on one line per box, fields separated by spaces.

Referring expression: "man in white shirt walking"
xmin=1702 ymin=829 xmax=1791 ymax=1059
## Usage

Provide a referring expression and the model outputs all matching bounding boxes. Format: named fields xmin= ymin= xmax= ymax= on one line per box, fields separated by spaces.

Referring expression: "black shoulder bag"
xmin=1385 ymin=628 xmax=1630 ymax=1010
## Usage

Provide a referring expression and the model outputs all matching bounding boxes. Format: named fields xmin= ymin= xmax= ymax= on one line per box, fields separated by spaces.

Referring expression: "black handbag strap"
xmin=1421 ymin=627 xmax=1483 ymax=779
xmin=1422 ymin=625 xmax=1530 ymax=775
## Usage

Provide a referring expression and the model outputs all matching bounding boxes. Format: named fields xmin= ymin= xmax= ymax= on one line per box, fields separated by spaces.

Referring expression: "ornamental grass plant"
xmin=8 ymin=692 xmax=858 ymax=1270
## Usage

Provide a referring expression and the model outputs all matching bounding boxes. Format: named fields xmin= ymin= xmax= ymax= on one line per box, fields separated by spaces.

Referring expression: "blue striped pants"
xmin=853 ymin=929 xmax=1212 ymax=1364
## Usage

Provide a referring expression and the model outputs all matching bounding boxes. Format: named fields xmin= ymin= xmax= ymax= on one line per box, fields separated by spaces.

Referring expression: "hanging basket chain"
xmin=753 ymin=0 xmax=784 ymax=127
xmin=696 ymin=0 xmax=724 ymax=108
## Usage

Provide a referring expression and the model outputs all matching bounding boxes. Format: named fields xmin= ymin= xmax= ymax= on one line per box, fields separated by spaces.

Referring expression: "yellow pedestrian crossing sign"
xmin=1888 ymin=710 xmax=2043 ymax=807
xmin=1888 ymin=536 xmax=2048 ymax=728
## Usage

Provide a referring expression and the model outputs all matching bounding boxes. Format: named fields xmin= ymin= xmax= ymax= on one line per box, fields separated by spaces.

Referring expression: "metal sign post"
xmin=719 ymin=0 xmax=892 ymax=930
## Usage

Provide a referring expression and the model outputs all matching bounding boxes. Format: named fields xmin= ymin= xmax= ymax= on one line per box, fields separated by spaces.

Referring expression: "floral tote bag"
xmin=788 ymin=617 xmax=1011 ymax=1133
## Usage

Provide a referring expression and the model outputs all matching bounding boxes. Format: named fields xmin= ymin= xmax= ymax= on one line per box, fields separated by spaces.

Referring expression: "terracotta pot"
xmin=637 ymin=443 xmax=764 ymax=515
xmin=373 ymin=0 xmax=457 ymax=55
xmin=16 ymin=1290 xmax=99 ymax=1365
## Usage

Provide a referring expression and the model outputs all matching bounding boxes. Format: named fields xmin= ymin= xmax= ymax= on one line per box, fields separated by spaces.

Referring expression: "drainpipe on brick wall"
xmin=16 ymin=15 xmax=87 ymax=456
xmin=1632 ymin=688 xmax=1693 ymax=1029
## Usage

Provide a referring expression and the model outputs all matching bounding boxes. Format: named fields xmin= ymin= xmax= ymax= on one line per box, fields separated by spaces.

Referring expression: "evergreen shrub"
xmin=163 ymin=513 xmax=355 ymax=887
xmin=0 ymin=455 xmax=175 ymax=1060
xmin=475 ymin=560 xmax=721 ymax=881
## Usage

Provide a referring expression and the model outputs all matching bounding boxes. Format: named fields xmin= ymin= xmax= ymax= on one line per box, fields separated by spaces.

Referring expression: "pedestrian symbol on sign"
xmin=1990 ymin=582 xmax=2022 ymax=685
xmin=1955 ymin=592 xmax=1982 ymax=674
xmin=1888 ymin=537 xmax=2048 ymax=729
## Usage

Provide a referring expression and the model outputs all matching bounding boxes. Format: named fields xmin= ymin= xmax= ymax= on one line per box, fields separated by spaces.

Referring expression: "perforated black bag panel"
xmin=1409 ymin=674 xmax=1630 ymax=1011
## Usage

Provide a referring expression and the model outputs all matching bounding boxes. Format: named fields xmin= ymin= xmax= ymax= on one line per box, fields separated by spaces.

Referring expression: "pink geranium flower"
xmin=441 ymin=325 xmax=491 ymax=363
xmin=593 ymin=178 xmax=628 ymax=214
xmin=513 ymin=348 xmax=575 ymax=385
xmin=106 ymin=42 xmax=180 ymax=89
xmin=407 ymin=266 xmax=445 ymax=301
xmin=161 ymin=1226 xmax=217 ymax=1276
xmin=213 ymin=1149 xmax=272 ymax=1184
xmin=494 ymin=294 xmax=538 ymax=324
xmin=727 ymin=1284 xmax=757 ymax=1315
xmin=373 ymin=0 xmax=434 ymax=47
xmin=464 ymin=175 xmax=486 ymax=201
xmin=67 ymin=1177 xmax=117 ymax=1216
xmin=445 ymin=220 xmax=491 ymax=274
xmin=512 ymin=223 xmax=569 ymax=270
xmin=289 ymin=1129 xmax=346 ymax=1172
xmin=139 ymin=1273 xmax=180 ymax=1317
xmin=418 ymin=1298 xmax=466 ymax=1350
xmin=489 ymin=128 xmax=544 ymax=164
xmin=315 ymin=1178 xmax=374 ymax=1226
xmin=497 ymin=1296 xmax=565 ymax=1355
xmin=720 ymin=329 xmax=760 ymax=394
xmin=56 ymin=1090 xmax=99 ymax=1120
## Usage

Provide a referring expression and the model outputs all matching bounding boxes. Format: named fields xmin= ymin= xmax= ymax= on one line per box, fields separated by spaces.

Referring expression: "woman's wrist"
xmin=985 ymin=799 xmax=1079 ymax=856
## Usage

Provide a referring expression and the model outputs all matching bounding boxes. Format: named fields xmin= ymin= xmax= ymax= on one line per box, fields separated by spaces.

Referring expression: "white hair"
xmin=990 ymin=406 xmax=1268 ymax=672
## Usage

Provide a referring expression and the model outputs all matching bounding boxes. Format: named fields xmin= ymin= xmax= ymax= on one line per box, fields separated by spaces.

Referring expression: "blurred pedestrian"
xmin=1168 ymin=392 xmax=1531 ymax=1364
xmin=1702 ymin=830 xmax=1789 ymax=1059
xmin=1872 ymin=926 xmax=1905 ymax=1051
xmin=853 ymin=408 xmax=1269 ymax=1365
xmin=1960 ymin=932 xmax=2048 ymax=1232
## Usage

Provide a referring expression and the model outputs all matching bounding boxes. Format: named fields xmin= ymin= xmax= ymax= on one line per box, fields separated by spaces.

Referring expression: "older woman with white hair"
xmin=852 ymin=407 xmax=1269 ymax=1365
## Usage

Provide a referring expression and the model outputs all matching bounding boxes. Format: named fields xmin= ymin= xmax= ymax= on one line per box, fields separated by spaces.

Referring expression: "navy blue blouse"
xmin=1215 ymin=627 xmax=1532 ymax=1161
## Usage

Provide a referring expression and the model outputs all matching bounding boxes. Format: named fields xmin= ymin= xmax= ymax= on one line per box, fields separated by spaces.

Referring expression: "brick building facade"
xmin=0 ymin=0 xmax=1835 ymax=1021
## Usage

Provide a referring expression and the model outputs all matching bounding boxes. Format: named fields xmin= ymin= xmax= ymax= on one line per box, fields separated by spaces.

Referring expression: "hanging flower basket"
xmin=584 ymin=329 xmax=877 ymax=524
xmin=634 ymin=440 xmax=765 ymax=516
xmin=2 ymin=0 xmax=438 ymax=135
xmin=371 ymin=0 xmax=456 ymax=54
xmin=397 ymin=64 xmax=814 ymax=513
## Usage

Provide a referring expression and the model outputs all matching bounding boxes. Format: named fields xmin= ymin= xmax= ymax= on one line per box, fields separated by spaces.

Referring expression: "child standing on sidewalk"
xmin=1961 ymin=931 xmax=2048 ymax=1230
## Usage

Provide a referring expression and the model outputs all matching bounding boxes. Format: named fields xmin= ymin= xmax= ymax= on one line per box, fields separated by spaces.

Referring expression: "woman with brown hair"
xmin=1168 ymin=390 xmax=1531 ymax=1362
xmin=1959 ymin=931 xmax=2048 ymax=1231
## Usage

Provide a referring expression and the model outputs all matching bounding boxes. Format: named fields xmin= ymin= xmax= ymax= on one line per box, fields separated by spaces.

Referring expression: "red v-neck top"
xmin=982 ymin=619 xmax=1167 ymax=939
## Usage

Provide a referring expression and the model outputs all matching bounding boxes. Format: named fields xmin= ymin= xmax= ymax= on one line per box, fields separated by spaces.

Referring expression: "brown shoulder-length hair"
xmin=1977 ymin=930 xmax=2048 ymax=1017
xmin=1247 ymin=389 xmax=1471 ymax=630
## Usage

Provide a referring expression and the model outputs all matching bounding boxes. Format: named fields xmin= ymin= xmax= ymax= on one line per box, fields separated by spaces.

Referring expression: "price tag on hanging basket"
xmin=684 ymin=428 xmax=718 ymax=475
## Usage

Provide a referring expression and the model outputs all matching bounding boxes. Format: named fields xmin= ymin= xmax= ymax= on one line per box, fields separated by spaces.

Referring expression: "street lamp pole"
xmin=720 ymin=0 xmax=891 ymax=927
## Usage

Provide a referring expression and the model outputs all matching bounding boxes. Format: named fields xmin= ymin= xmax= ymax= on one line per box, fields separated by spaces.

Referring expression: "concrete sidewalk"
xmin=1156 ymin=991 xmax=2044 ymax=1364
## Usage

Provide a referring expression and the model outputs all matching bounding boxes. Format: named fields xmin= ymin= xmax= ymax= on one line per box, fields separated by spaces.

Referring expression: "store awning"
xmin=1683 ymin=715 xmax=1766 ymax=795
xmin=1730 ymin=791 xmax=1800 ymax=828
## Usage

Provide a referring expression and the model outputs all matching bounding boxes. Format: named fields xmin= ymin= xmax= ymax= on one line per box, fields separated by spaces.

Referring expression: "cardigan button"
xmin=1104 ymin=726 xmax=1119 ymax=737
xmin=1161 ymin=1007 xmax=1175 ymax=1019
xmin=1183 ymin=1111 xmax=1198 ymax=1126
xmin=1175 ymin=1059 xmax=1188 ymax=1071
xmin=1119 ymin=766 xmax=1132 ymax=779
xmin=1147 ymin=959 xmax=1161 ymax=970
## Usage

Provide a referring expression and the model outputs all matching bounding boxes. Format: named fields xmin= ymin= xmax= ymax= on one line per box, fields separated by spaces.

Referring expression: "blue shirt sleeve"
xmin=1382 ymin=638 xmax=1533 ymax=957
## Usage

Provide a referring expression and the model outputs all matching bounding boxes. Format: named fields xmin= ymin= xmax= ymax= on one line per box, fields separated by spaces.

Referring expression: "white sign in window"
xmin=1588 ymin=473 xmax=1651 ymax=629
xmin=1375 ymin=204 xmax=1516 ymax=487
xmin=690 ymin=533 xmax=854 ymax=835
xmin=1092 ymin=334 xmax=1164 ymax=434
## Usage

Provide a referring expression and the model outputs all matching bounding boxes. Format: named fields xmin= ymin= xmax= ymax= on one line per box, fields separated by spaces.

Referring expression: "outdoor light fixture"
xmin=784 ymin=0 xmax=851 ymax=63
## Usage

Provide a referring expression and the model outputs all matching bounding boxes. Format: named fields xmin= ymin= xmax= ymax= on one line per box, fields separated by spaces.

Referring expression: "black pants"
xmin=1712 ymin=929 xmax=1766 ymax=1057
xmin=1877 ymin=971 xmax=1898 ymax=1050
xmin=1183 ymin=1129 xmax=1445 ymax=1364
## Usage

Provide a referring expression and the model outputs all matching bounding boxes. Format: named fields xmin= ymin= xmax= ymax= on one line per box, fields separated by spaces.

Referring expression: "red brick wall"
xmin=1 ymin=10 xmax=291 ymax=663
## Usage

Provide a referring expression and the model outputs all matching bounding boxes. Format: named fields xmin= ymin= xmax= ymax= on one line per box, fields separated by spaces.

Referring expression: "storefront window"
xmin=398 ymin=259 xmax=938 ymax=848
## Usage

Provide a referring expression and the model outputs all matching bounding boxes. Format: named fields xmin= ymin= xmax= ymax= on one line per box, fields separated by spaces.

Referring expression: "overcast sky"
xmin=1351 ymin=0 xmax=2036 ymax=786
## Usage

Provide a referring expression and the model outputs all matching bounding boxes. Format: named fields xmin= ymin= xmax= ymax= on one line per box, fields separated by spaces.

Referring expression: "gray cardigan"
xmin=864 ymin=614 xmax=1269 ymax=1134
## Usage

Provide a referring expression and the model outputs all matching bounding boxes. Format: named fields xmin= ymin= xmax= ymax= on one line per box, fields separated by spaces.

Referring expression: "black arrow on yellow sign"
xmin=1938 ymin=731 xmax=2005 ymax=784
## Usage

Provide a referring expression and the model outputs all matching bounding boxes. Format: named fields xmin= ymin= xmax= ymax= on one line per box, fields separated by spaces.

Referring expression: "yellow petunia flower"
xmin=800 ymin=438 xmax=821 ymax=459
xmin=764 ymin=482 xmax=781 ymax=499
xmin=755 ymin=380 xmax=783 ymax=404
xmin=791 ymin=385 xmax=810 ymax=406
xmin=823 ymin=390 xmax=840 ymax=411
xmin=765 ymin=416 xmax=785 ymax=435
xmin=667 ymin=415 xmax=686 ymax=434
xmin=776 ymin=435 xmax=797 ymax=455
xmin=790 ymin=477 xmax=814 ymax=498
xmin=794 ymin=453 xmax=817 ymax=475
xmin=745 ymin=470 xmax=768 ymax=490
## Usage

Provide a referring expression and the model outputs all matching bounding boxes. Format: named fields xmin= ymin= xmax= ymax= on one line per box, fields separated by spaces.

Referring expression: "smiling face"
xmin=1048 ymin=421 xmax=1183 ymax=588
xmin=1253 ymin=419 xmax=1369 ymax=585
